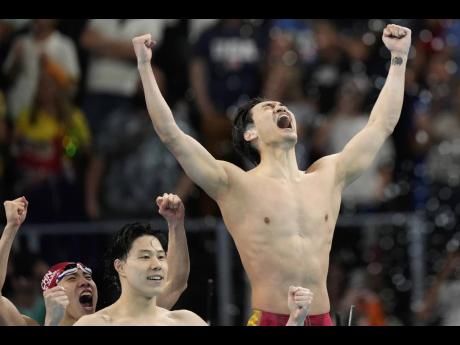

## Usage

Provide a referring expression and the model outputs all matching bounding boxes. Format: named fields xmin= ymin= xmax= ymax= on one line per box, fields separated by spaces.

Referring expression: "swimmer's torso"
xmin=217 ymin=160 xmax=342 ymax=315
xmin=82 ymin=306 xmax=201 ymax=325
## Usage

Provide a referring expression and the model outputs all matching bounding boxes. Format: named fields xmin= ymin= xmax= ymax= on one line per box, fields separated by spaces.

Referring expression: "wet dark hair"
xmin=232 ymin=97 xmax=266 ymax=165
xmin=104 ymin=223 xmax=167 ymax=298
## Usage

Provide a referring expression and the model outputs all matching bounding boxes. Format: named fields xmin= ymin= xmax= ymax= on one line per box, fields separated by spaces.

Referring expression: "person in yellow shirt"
xmin=11 ymin=66 xmax=90 ymax=222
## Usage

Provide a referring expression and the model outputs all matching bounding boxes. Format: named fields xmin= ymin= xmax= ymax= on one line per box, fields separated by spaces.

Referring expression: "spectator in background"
xmin=6 ymin=252 xmax=48 ymax=325
xmin=312 ymin=77 xmax=395 ymax=212
xmin=417 ymin=244 xmax=460 ymax=326
xmin=0 ymin=90 xmax=8 ymax=200
xmin=188 ymin=20 xmax=218 ymax=46
xmin=410 ymin=52 xmax=460 ymax=224
xmin=85 ymin=82 xmax=195 ymax=220
xmin=0 ymin=20 xmax=31 ymax=90
xmin=443 ymin=19 xmax=460 ymax=75
xmin=304 ymin=20 xmax=353 ymax=115
xmin=411 ymin=19 xmax=448 ymax=81
xmin=10 ymin=67 xmax=91 ymax=222
xmin=339 ymin=268 xmax=387 ymax=326
xmin=80 ymin=19 xmax=169 ymax=220
xmin=326 ymin=259 xmax=347 ymax=324
xmin=189 ymin=19 xmax=265 ymax=215
xmin=267 ymin=19 xmax=317 ymax=66
xmin=413 ymin=56 xmax=460 ymax=186
xmin=2 ymin=19 xmax=80 ymax=120
xmin=154 ymin=19 xmax=191 ymax=110
xmin=190 ymin=19 xmax=265 ymax=162
xmin=262 ymin=24 xmax=319 ymax=170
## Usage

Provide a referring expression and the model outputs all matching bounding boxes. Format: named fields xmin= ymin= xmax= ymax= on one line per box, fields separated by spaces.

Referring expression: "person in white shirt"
xmin=2 ymin=19 xmax=80 ymax=119
xmin=80 ymin=19 xmax=170 ymax=220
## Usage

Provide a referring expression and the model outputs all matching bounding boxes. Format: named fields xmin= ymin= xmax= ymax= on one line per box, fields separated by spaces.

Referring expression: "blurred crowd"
xmin=1 ymin=19 xmax=460 ymax=325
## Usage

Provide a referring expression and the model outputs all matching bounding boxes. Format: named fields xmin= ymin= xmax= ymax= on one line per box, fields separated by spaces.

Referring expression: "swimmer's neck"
xmin=114 ymin=287 xmax=159 ymax=317
xmin=254 ymin=147 xmax=302 ymax=180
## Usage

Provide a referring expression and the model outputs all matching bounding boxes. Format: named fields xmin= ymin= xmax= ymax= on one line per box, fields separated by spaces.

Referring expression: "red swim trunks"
xmin=247 ymin=309 xmax=334 ymax=326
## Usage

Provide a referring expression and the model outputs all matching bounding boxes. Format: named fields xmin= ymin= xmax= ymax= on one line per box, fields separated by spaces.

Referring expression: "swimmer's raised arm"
xmin=0 ymin=197 xmax=34 ymax=326
xmin=133 ymin=34 xmax=231 ymax=200
xmin=335 ymin=24 xmax=410 ymax=188
xmin=156 ymin=194 xmax=189 ymax=309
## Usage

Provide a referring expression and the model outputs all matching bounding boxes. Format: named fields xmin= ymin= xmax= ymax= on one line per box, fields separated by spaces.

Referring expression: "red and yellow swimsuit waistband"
xmin=247 ymin=309 xmax=334 ymax=326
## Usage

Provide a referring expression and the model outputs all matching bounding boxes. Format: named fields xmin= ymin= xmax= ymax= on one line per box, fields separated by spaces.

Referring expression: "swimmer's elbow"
xmin=156 ymin=123 xmax=182 ymax=145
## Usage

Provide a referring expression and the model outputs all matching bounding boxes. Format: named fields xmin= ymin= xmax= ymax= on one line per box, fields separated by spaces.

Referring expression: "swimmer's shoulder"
xmin=73 ymin=307 xmax=113 ymax=326
xmin=168 ymin=309 xmax=208 ymax=326
xmin=218 ymin=160 xmax=247 ymax=177
xmin=306 ymin=154 xmax=340 ymax=176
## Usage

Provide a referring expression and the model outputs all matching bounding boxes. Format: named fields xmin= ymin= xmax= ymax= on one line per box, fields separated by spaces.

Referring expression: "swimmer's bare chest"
xmin=97 ymin=310 xmax=180 ymax=326
xmin=219 ymin=171 xmax=341 ymax=242
xmin=217 ymin=170 xmax=342 ymax=313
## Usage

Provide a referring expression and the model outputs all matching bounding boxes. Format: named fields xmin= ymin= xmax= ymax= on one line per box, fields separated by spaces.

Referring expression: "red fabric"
xmin=41 ymin=261 xmax=73 ymax=291
xmin=16 ymin=137 xmax=63 ymax=173
xmin=251 ymin=310 xmax=334 ymax=326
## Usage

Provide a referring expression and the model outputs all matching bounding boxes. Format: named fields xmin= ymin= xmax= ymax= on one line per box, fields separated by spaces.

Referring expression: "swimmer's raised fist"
xmin=382 ymin=24 xmax=411 ymax=56
xmin=156 ymin=193 xmax=185 ymax=225
xmin=4 ymin=196 xmax=28 ymax=229
xmin=132 ymin=34 xmax=156 ymax=65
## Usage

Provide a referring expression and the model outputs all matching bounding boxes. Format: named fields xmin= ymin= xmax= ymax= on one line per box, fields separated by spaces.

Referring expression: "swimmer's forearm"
xmin=157 ymin=221 xmax=189 ymax=309
xmin=44 ymin=311 xmax=63 ymax=326
xmin=0 ymin=225 xmax=18 ymax=295
xmin=136 ymin=42 xmax=229 ymax=198
xmin=137 ymin=63 xmax=182 ymax=143
xmin=167 ymin=221 xmax=190 ymax=291
xmin=368 ymin=52 xmax=407 ymax=135
xmin=286 ymin=310 xmax=307 ymax=326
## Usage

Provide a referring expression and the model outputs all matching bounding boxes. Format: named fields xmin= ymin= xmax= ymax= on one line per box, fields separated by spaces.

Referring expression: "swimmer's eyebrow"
xmin=138 ymin=249 xmax=166 ymax=255
xmin=261 ymin=102 xmax=284 ymax=109
xmin=62 ymin=273 xmax=77 ymax=278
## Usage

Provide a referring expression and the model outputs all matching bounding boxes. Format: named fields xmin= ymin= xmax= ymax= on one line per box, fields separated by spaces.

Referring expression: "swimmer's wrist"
xmin=4 ymin=223 xmax=19 ymax=234
xmin=137 ymin=61 xmax=151 ymax=69
xmin=44 ymin=313 xmax=62 ymax=326
xmin=390 ymin=51 xmax=408 ymax=62
xmin=168 ymin=220 xmax=185 ymax=229
xmin=286 ymin=309 xmax=308 ymax=326
xmin=286 ymin=316 xmax=304 ymax=326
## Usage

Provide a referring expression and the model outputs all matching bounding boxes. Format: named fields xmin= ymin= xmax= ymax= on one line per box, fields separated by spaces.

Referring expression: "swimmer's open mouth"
xmin=79 ymin=291 xmax=93 ymax=309
xmin=277 ymin=114 xmax=292 ymax=129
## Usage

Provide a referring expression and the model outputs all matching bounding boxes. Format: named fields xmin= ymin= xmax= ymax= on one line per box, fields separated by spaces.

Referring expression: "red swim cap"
xmin=41 ymin=262 xmax=92 ymax=291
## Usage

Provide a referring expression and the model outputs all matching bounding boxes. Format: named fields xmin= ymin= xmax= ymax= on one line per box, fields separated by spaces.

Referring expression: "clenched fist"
xmin=288 ymin=286 xmax=314 ymax=323
xmin=132 ymin=34 xmax=156 ymax=65
xmin=4 ymin=196 xmax=28 ymax=229
xmin=156 ymin=193 xmax=185 ymax=225
xmin=43 ymin=286 xmax=69 ymax=326
xmin=382 ymin=24 xmax=411 ymax=56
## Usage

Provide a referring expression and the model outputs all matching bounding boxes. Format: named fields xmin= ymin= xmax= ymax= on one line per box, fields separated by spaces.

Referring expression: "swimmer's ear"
xmin=244 ymin=126 xmax=258 ymax=142
xmin=114 ymin=259 xmax=125 ymax=277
